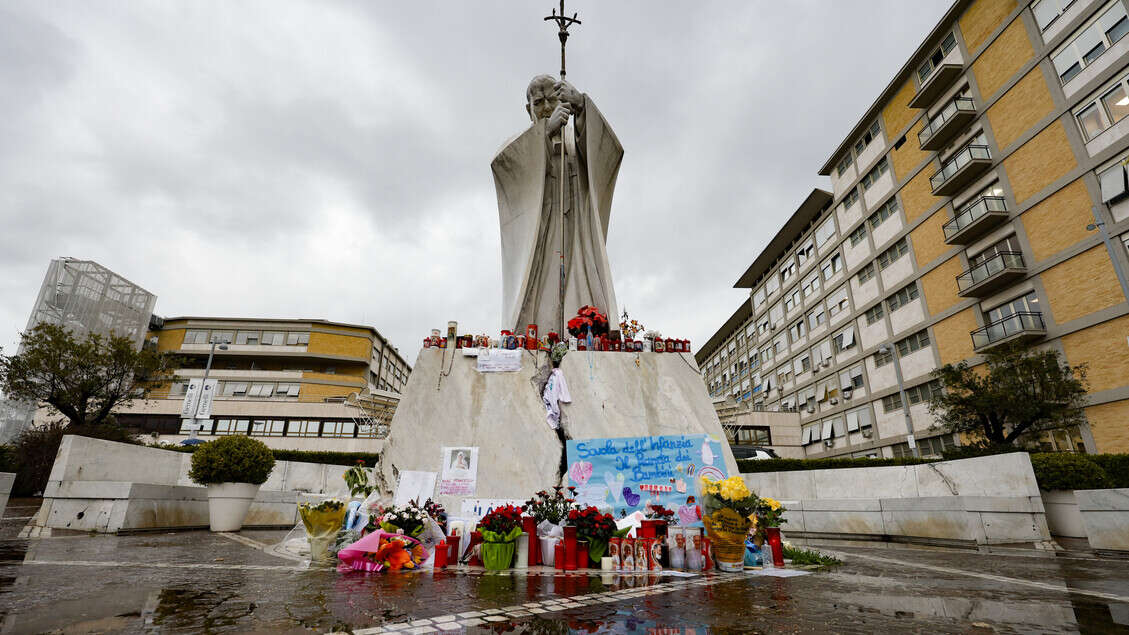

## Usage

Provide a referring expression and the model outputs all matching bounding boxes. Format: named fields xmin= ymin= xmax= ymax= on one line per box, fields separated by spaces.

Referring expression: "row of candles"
xmin=430 ymin=517 xmax=714 ymax=572
xmin=424 ymin=322 xmax=691 ymax=354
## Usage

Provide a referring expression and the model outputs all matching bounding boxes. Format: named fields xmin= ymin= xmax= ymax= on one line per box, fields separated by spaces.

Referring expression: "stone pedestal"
xmin=378 ymin=348 xmax=737 ymax=511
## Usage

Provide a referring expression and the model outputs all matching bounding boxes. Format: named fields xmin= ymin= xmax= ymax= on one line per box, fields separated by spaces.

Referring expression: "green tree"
xmin=928 ymin=342 xmax=1088 ymax=446
xmin=0 ymin=323 xmax=176 ymax=429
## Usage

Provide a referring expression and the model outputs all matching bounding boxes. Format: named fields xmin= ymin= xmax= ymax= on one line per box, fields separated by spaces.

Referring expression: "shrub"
xmin=1088 ymin=454 xmax=1129 ymax=489
xmin=1030 ymin=453 xmax=1111 ymax=491
xmin=157 ymin=443 xmax=379 ymax=468
xmin=737 ymin=456 xmax=936 ymax=473
xmin=940 ymin=444 xmax=1014 ymax=461
xmin=188 ymin=436 xmax=276 ymax=485
xmin=782 ymin=544 xmax=842 ymax=567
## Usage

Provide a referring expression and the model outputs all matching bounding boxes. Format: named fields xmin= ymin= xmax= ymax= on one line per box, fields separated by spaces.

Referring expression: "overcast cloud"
xmin=0 ymin=0 xmax=951 ymax=362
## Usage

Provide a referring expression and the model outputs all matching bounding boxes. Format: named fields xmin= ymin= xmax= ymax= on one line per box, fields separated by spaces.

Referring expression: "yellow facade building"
xmin=699 ymin=0 xmax=1129 ymax=457
xmin=118 ymin=316 xmax=411 ymax=451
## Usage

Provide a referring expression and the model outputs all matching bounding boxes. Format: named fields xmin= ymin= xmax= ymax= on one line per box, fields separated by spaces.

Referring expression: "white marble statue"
xmin=492 ymin=75 xmax=622 ymax=334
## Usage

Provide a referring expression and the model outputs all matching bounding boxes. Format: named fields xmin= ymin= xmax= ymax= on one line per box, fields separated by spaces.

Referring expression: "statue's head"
xmin=526 ymin=74 xmax=558 ymax=123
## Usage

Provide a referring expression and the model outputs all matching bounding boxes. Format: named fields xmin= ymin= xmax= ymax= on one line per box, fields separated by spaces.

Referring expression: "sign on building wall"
xmin=195 ymin=379 xmax=218 ymax=419
xmin=565 ymin=434 xmax=730 ymax=527
xmin=476 ymin=349 xmax=522 ymax=372
xmin=179 ymin=379 xmax=202 ymax=419
xmin=438 ymin=446 xmax=479 ymax=496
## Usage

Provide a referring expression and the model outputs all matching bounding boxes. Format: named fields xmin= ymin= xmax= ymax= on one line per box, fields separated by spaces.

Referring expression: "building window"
xmin=235 ymin=330 xmax=260 ymax=345
xmin=886 ymin=282 xmax=921 ymax=312
xmin=780 ymin=259 xmax=797 ymax=282
xmin=276 ymin=383 xmax=301 ymax=397
xmin=215 ymin=419 xmax=250 ymax=435
xmin=789 ymin=319 xmax=807 ymax=342
xmin=860 ymin=157 xmax=890 ymax=190
xmin=759 ymin=345 xmax=774 ymax=364
xmin=827 ymin=285 xmax=850 ymax=318
xmin=892 ymin=434 xmax=956 ymax=458
xmin=864 ymin=303 xmax=885 ymax=325
xmin=821 ymin=253 xmax=844 ymax=280
xmin=794 ymin=353 xmax=812 ymax=375
xmin=287 ymin=420 xmax=321 ymax=437
xmin=261 ymin=331 xmax=285 ymax=346
xmin=322 ymin=421 xmax=357 ymax=438
xmin=802 ymin=272 xmax=821 ymax=298
xmin=769 ymin=302 xmax=785 ymax=327
xmin=731 ymin=426 xmax=772 ymax=445
xmin=1052 ymin=1 xmax=1129 ymax=84
xmin=895 ymin=329 xmax=931 ymax=357
xmin=840 ymin=364 xmax=865 ymax=391
xmin=286 ymin=332 xmax=310 ymax=345
xmin=1074 ymin=70 xmax=1129 ymax=141
xmin=854 ymin=120 xmax=882 ymax=155
xmin=246 ymin=383 xmax=274 ymax=397
xmin=184 ymin=330 xmax=209 ymax=345
xmin=918 ymin=32 xmax=957 ymax=84
xmin=874 ymin=347 xmax=894 ymax=368
xmin=986 ymin=291 xmax=1041 ymax=324
xmin=833 ymin=326 xmax=856 ymax=353
xmin=867 ymin=198 xmax=899 ymax=230
xmin=784 ymin=287 xmax=801 ymax=312
xmin=757 ymin=317 xmax=770 ymax=335
xmin=1032 ymin=0 xmax=1075 ymax=31
xmin=222 ymin=382 xmax=248 ymax=397
xmin=765 ymin=273 xmax=781 ymax=296
xmin=843 ymin=188 xmax=860 ymax=210
xmin=180 ymin=419 xmax=213 ymax=435
xmin=797 ymin=239 xmax=815 ymax=265
xmin=836 ymin=154 xmax=853 ymax=177
xmin=250 ymin=420 xmax=285 ymax=436
xmin=815 ymin=217 xmax=837 ymax=246
xmin=877 ymin=238 xmax=909 ymax=269
xmin=849 ymin=224 xmax=868 ymax=246
xmin=857 ymin=262 xmax=876 ymax=284
xmin=807 ymin=306 xmax=826 ymax=330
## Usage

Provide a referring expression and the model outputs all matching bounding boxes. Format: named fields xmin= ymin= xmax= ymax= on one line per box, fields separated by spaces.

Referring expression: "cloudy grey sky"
xmin=0 ymin=0 xmax=952 ymax=361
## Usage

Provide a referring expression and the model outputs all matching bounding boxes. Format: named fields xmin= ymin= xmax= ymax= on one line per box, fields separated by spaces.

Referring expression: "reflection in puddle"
xmin=473 ymin=610 xmax=710 ymax=634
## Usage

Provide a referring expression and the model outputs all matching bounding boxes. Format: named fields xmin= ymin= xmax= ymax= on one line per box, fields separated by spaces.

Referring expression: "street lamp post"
xmin=879 ymin=344 xmax=920 ymax=458
xmin=1087 ymin=206 xmax=1129 ymax=306
xmin=190 ymin=337 xmax=228 ymax=437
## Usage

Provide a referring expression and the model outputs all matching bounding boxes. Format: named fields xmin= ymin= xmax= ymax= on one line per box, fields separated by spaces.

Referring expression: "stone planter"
xmin=1041 ymin=489 xmax=1086 ymax=538
xmin=206 ymin=482 xmax=261 ymax=532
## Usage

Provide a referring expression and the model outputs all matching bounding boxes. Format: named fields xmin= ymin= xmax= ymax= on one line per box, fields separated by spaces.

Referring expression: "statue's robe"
xmin=492 ymin=96 xmax=623 ymax=334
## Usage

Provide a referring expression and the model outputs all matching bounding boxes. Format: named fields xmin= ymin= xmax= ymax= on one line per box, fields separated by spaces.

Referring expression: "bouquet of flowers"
xmin=568 ymin=505 xmax=629 ymax=565
xmin=337 ymin=529 xmax=428 ymax=573
xmin=524 ymin=486 xmax=574 ymax=526
xmin=755 ymin=496 xmax=786 ymax=528
xmin=644 ymin=503 xmax=676 ymax=522
xmin=567 ymin=305 xmax=610 ymax=337
xmin=299 ymin=498 xmax=348 ymax=565
xmin=618 ymin=314 xmax=644 ymax=339
xmin=371 ymin=501 xmax=427 ymax=538
xmin=423 ymin=498 xmax=448 ymax=534
xmin=478 ymin=504 xmax=524 ymax=570
xmin=699 ymin=476 xmax=760 ymax=572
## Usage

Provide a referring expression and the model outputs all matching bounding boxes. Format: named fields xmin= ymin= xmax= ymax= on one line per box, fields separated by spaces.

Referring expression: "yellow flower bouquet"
xmin=699 ymin=475 xmax=759 ymax=572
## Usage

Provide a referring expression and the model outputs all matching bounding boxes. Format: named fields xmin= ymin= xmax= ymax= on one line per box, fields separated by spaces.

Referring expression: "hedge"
xmin=154 ymin=443 xmax=380 ymax=468
xmin=737 ymin=452 xmax=1129 ymax=492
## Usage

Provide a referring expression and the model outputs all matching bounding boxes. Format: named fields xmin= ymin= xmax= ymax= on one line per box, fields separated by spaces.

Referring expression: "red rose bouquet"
xmin=524 ymin=486 xmax=574 ymax=526
xmin=568 ymin=505 xmax=629 ymax=565
xmin=477 ymin=504 xmax=525 ymax=570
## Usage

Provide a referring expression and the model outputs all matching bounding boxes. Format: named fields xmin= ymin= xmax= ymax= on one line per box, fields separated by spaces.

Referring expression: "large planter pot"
xmin=1041 ymin=489 xmax=1086 ymax=538
xmin=206 ymin=482 xmax=261 ymax=532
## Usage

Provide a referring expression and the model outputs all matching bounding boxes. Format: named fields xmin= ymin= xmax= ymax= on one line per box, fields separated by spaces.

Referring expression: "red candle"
xmin=554 ymin=541 xmax=566 ymax=571
xmin=434 ymin=540 xmax=448 ymax=569
xmin=523 ymin=516 xmax=539 ymax=566
xmin=563 ymin=525 xmax=578 ymax=571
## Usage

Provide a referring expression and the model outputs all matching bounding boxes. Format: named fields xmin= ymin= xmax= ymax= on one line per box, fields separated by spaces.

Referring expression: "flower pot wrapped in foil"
xmin=299 ymin=499 xmax=348 ymax=565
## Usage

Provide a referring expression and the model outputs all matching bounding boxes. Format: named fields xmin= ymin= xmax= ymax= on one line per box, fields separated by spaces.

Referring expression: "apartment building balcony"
xmin=908 ymin=63 xmax=964 ymax=109
xmin=943 ymin=196 xmax=1008 ymax=244
xmin=918 ymin=97 xmax=977 ymax=151
xmin=956 ymin=252 xmax=1026 ymax=298
xmin=971 ymin=312 xmax=1046 ymax=352
xmin=930 ymin=144 xmax=992 ymax=197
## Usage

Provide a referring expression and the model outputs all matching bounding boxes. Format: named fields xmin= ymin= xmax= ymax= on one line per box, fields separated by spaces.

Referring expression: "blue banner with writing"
xmin=565 ymin=434 xmax=729 ymax=527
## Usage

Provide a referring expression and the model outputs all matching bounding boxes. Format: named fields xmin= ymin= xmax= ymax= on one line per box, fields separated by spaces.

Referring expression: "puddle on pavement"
xmin=0 ymin=542 xmax=28 ymax=562
xmin=471 ymin=609 xmax=712 ymax=634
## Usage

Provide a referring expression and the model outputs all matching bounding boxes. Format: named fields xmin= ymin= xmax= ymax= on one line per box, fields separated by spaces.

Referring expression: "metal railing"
xmin=930 ymin=144 xmax=991 ymax=191
xmin=956 ymin=251 xmax=1025 ymax=293
xmin=943 ymin=195 xmax=1007 ymax=239
xmin=918 ymin=97 xmax=976 ymax=146
xmin=971 ymin=311 xmax=1045 ymax=349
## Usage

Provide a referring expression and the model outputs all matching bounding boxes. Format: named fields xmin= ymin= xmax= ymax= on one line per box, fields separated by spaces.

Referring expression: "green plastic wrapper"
xmin=479 ymin=526 xmax=522 ymax=570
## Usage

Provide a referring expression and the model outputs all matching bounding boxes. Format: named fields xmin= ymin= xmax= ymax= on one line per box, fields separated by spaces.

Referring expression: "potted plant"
xmin=524 ymin=486 xmax=575 ymax=566
xmin=699 ymin=475 xmax=759 ymax=572
xmin=477 ymin=504 xmax=524 ymax=570
xmin=188 ymin=436 xmax=276 ymax=532
xmin=568 ymin=505 xmax=628 ymax=567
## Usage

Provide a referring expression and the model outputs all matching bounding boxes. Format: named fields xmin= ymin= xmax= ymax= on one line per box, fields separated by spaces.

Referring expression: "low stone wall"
xmin=0 ymin=472 xmax=13 ymax=515
xmin=1075 ymin=488 xmax=1129 ymax=553
xmin=35 ymin=436 xmax=350 ymax=533
xmin=742 ymin=453 xmax=1051 ymax=546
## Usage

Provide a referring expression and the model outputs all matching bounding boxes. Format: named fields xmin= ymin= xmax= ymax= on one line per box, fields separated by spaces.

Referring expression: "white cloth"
xmin=542 ymin=368 xmax=572 ymax=429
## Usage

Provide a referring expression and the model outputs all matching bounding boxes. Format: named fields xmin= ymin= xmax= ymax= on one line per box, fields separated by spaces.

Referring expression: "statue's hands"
xmin=554 ymin=81 xmax=584 ymax=112
xmin=547 ymin=101 xmax=572 ymax=136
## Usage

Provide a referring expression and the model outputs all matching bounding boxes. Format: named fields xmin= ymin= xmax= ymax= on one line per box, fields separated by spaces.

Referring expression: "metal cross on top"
xmin=544 ymin=0 xmax=581 ymax=79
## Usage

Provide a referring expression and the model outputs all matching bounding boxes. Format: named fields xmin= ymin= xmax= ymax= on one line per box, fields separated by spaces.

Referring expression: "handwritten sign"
xmin=459 ymin=498 xmax=526 ymax=520
xmin=476 ymin=349 xmax=522 ymax=372
xmin=393 ymin=471 xmax=437 ymax=507
xmin=565 ymin=434 xmax=729 ymax=528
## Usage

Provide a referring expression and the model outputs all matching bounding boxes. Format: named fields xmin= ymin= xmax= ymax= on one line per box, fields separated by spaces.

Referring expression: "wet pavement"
xmin=1 ymin=501 xmax=1128 ymax=633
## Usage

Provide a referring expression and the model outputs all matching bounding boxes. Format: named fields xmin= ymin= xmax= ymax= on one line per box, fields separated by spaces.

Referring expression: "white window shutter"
xmin=847 ymin=411 xmax=860 ymax=431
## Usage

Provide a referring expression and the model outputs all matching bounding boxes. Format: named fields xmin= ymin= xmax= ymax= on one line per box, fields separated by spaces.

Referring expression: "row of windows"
xmin=181 ymin=418 xmax=373 ymax=438
xmin=800 ymin=406 xmax=875 ymax=446
xmin=835 ymin=120 xmax=883 ymax=178
xmin=881 ymin=380 xmax=943 ymax=413
xmin=1052 ymin=0 xmax=1128 ymax=85
xmin=183 ymin=329 xmax=310 ymax=346
xmin=891 ymin=434 xmax=957 ymax=458
xmin=171 ymin=381 xmax=302 ymax=398
xmin=873 ymin=328 xmax=930 ymax=367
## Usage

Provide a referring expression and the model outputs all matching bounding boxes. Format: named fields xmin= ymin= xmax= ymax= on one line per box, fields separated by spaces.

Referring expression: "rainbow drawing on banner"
xmin=698 ymin=465 xmax=725 ymax=483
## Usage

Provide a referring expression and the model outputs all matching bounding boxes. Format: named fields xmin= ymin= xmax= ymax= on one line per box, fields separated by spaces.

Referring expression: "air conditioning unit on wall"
xmin=823 ymin=439 xmax=835 ymax=448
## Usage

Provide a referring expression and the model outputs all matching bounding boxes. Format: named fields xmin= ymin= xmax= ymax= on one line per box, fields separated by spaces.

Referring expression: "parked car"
xmin=730 ymin=446 xmax=779 ymax=460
